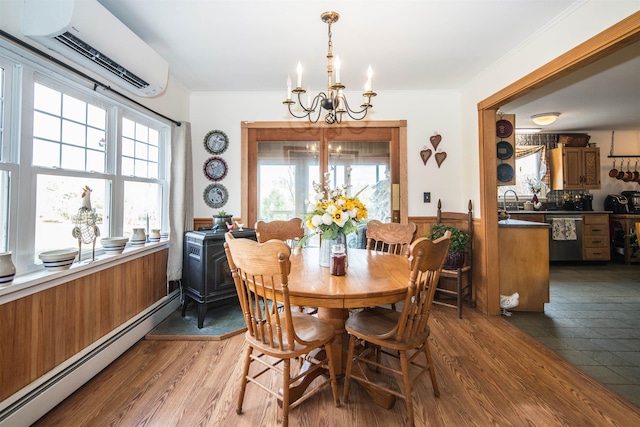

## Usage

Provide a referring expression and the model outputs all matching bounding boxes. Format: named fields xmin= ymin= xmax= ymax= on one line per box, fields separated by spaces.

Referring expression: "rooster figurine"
xmin=500 ymin=292 xmax=519 ymax=316
xmin=72 ymin=185 xmax=100 ymax=262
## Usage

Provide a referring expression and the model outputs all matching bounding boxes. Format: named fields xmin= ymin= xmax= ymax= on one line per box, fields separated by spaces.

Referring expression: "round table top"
xmin=287 ymin=247 xmax=411 ymax=309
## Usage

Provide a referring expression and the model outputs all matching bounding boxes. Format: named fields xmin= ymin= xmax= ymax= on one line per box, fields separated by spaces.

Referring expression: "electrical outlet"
xmin=423 ymin=192 xmax=431 ymax=203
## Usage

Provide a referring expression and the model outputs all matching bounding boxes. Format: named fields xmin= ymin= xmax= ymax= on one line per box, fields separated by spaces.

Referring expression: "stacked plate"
xmin=39 ymin=248 xmax=78 ymax=271
xmin=101 ymin=237 xmax=129 ymax=255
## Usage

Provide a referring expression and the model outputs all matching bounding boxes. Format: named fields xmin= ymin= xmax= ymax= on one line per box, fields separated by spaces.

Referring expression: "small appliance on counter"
xmin=582 ymin=193 xmax=593 ymax=211
xmin=621 ymin=191 xmax=640 ymax=213
xmin=604 ymin=194 xmax=630 ymax=213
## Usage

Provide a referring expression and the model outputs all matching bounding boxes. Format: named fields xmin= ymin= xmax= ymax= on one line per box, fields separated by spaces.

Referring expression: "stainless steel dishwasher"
xmin=547 ymin=215 xmax=583 ymax=261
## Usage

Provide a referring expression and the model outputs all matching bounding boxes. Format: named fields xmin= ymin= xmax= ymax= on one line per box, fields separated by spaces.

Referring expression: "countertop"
xmin=506 ymin=210 xmax=612 ymax=215
xmin=498 ymin=219 xmax=549 ymax=228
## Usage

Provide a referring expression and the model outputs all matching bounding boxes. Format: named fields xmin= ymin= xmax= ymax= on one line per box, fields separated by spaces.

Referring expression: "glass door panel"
xmin=256 ymin=140 xmax=319 ymax=221
xmin=328 ymin=140 xmax=390 ymax=222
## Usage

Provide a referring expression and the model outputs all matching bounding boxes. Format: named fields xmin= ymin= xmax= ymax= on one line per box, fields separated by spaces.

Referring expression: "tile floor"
xmin=504 ymin=262 xmax=640 ymax=407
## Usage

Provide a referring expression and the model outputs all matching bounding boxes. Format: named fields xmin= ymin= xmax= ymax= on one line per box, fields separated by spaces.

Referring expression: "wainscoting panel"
xmin=0 ymin=249 xmax=168 ymax=403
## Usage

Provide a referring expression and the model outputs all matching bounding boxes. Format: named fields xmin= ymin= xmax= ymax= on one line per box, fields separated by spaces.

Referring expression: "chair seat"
xmin=345 ymin=307 xmax=430 ymax=351
xmin=440 ymin=265 xmax=471 ymax=277
xmin=246 ymin=311 xmax=335 ymax=357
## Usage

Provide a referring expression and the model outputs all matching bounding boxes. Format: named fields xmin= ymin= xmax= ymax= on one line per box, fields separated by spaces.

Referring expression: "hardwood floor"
xmin=34 ymin=305 xmax=640 ymax=426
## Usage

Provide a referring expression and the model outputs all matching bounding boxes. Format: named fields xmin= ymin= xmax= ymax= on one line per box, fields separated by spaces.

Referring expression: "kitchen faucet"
xmin=502 ymin=190 xmax=519 ymax=211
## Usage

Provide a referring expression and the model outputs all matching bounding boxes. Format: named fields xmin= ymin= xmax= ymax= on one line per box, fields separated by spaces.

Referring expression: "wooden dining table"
xmin=286 ymin=247 xmax=412 ymax=407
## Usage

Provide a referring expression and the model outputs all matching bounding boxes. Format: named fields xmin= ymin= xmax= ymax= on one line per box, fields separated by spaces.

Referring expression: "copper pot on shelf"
xmin=623 ymin=160 xmax=634 ymax=182
xmin=609 ymin=159 xmax=619 ymax=178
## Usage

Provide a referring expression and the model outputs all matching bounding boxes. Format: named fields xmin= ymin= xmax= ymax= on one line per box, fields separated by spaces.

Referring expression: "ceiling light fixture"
xmin=283 ymin=11 xmax=376 ymax=124
xmin=530 ymin=112 xmax=560 ymax=126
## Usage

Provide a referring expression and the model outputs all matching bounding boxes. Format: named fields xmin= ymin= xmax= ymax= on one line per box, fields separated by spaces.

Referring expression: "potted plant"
xmin=212 ymin=210 xmax=233 ymax=228
xmin=428 ymin=223 xmax=470 ymax=269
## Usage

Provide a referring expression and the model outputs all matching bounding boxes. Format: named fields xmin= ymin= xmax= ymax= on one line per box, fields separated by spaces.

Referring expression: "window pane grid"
xmin=33 ymin=83 xmax=106 ymax=173
xmin=121 ymin=117 xmax=159 ymax=179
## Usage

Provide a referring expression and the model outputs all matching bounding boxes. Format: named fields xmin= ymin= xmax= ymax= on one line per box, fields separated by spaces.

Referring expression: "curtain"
xmin=515 ymin=134 xmax=558 ymax=190
xmin=167 ymin=122 xmax=194 ymax=282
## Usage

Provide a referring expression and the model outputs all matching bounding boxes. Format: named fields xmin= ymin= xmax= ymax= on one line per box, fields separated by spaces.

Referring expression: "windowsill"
xmin=0 ymin=240 xmax=170 ymax=303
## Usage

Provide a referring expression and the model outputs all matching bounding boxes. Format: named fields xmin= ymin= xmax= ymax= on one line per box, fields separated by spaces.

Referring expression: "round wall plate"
xmin=496 ymin=141 xmax=514 ymax=160
xmin=203 ymin=183 xmax=228 ymax=209
xmin=497 ymin=163 xmax=514 ymax=182
xmin=204 ymin=130 xmax=229 ymax=154
xmin=203 ymin=156 xmax=228 ymax=181
xmin=496 ymin=119 xmax=513 ymax=138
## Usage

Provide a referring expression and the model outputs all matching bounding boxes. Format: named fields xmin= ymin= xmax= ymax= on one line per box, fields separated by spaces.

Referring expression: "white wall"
xmin=189 ymin=89 xmax=462 ymax=219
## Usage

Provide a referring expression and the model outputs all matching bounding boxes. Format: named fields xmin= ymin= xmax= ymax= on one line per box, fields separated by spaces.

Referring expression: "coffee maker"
xmin=581 ymin=193 xmax=594 ymax=211
xmin=621 ymin=191 xmax=640 ymax=212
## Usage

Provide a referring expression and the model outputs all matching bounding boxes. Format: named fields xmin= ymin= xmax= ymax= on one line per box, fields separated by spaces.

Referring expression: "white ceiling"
xmin=96 ymin=0 xmax=639 ymax=132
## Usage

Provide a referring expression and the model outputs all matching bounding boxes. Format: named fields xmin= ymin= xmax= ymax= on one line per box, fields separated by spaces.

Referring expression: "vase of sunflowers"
xmin=300 ymin=170 xmax=368 ymax=267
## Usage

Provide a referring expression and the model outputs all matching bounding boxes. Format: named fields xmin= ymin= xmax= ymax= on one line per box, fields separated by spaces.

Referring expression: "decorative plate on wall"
xmin=496 ymin=141 xmax=514 ymax=160
xmin=203 ymin=183 xmax=229 ymax=209
xmin=496 ymin=119 xmax=513 ymax=138
xmin=204 ymin=130 xmax=229 ymax=155
xmin=203 ymin=156 xmax=228 ymax=181
xmin=497 ymin=163 xmax=514 ymax=182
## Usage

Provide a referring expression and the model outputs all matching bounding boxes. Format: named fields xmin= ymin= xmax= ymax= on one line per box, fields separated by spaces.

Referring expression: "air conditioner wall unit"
xmin=21 ymin=0 xmax=169 ymax=97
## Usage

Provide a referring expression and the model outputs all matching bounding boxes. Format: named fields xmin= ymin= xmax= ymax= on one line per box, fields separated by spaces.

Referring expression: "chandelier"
xmin=283 ymin=11 xmax=376 ymax=125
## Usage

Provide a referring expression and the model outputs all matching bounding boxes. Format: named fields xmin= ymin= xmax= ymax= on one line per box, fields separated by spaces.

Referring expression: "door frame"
xmin=241 ymin=120 xmax=408 ymax=228
xmin=477 ymin=12 xmax=640 ymax=315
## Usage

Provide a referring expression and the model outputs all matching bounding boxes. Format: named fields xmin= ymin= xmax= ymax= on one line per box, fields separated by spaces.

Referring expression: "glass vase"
xmin=319 ymin=231 xmax=347 ymax=267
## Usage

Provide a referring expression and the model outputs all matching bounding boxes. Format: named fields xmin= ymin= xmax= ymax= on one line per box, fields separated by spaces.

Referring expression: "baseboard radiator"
xmin=0 ymin=291 xmax=180 ymax=426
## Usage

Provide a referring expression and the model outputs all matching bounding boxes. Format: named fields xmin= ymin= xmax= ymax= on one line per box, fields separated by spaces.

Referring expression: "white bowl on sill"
xmin=101 ymin=237 xmax=129 ymax=255
xmin=39 ymin=248 xmax=78 ymax=271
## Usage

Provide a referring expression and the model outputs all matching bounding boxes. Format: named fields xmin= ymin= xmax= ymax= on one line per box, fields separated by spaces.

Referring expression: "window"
xmin=497 ymin=148 xmax=548 ymax=198
xmin=0 ymin=44 xmax=170 ymax=274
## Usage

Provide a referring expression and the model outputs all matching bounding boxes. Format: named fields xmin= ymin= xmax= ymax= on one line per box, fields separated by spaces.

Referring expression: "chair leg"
xmin=323 ymin=341 xmax=341 ymax=407
xmin=281 ymin=359 xmax=291 ymax=427
xmin=237 ymin=345 xmax=253 ymax=414
xmin=457 ymin=273 xmax=463 ymax=319
xmin=343 ymin=334 xmax=357 ymax=403
xmin=399 ymin=350 xmax=415 ymax=427
xmin=423 ymin=342 xmax=440 ymax=397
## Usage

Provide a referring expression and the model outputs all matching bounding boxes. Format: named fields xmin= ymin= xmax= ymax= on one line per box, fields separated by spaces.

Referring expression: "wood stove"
xmin=181 ymin=228 xmax=257 ymax=328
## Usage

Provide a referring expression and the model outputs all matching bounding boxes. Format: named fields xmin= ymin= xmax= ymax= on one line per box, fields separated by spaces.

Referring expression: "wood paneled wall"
xmin=0 ymin=250 xmax=168 ymax=401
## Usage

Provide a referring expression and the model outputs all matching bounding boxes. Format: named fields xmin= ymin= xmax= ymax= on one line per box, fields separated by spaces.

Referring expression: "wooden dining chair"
xmin=224 ymin=234 xmax=340 ymax=427
xmin=255 ymin=218 xmax=304 ymax=248
xmin=255 ymin=218 xmax=317 ymax=314
xmin=366 ymin=220 xmax=417 ymax=256
xmin=343 ymin=232 xmax=452 ymax=427
xmin=366 ymin=220 xmax=417 ymax=310
xmin=433 ymin=199 xmax=474 ymax=318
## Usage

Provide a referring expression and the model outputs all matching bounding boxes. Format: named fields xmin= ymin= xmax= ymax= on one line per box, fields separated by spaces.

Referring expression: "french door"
xmin=241 ymin=122 xmax=407 ymax=229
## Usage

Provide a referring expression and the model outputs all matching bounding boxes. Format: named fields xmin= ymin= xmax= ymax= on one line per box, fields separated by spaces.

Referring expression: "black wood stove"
xmin=181 ymin=228 xmax=257 ymax=328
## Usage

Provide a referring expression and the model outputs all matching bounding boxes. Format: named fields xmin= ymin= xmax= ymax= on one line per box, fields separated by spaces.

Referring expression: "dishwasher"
xmin=547 ymin=215 xmax=583 ymax=261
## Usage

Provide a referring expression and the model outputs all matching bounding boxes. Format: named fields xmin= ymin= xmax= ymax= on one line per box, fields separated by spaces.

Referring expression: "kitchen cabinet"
xmin=498 ymin=220 xmax=549 ymax=311
xmin=582 ymin=214 xmax=610 ymax=261
xmin=550 ymin=146 xmax=601 ymax=190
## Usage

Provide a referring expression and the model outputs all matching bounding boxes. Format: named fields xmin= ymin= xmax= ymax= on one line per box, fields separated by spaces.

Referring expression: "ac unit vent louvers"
xmin=55 ymin=31 xmax=150 ymax=90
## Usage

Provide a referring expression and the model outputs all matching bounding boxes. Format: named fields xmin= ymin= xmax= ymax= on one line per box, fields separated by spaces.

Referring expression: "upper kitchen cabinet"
xmin=550 ymin=146 xmax=601 ymax=190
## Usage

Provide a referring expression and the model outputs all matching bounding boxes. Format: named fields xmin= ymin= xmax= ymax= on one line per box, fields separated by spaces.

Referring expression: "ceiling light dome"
xmin=530 ymin=112 xmax=560 ymax=126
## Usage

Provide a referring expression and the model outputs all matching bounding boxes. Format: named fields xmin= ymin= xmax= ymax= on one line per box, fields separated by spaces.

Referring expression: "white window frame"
xmin=0 ymin=41 xmax=170 ymax=276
